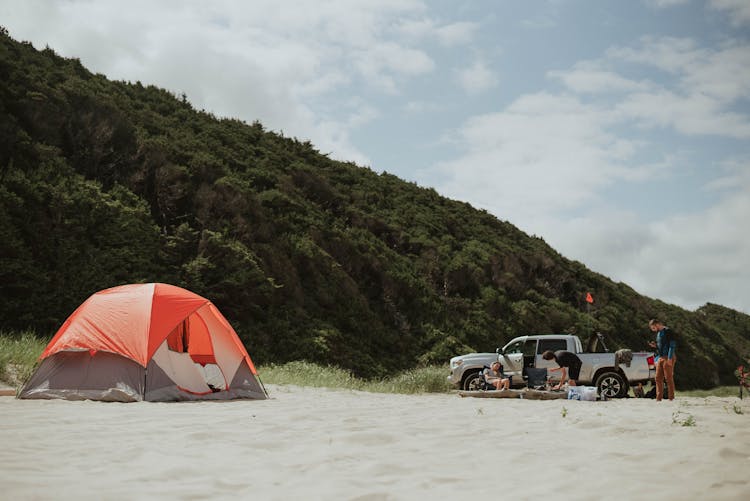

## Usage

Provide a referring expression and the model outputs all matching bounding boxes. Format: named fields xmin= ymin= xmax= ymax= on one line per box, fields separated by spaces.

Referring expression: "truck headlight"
xmin=451 ymin=359 xmax=463 ymax=370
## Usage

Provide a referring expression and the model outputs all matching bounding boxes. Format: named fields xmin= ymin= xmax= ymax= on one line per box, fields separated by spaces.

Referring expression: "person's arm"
xmin=553 ymin=367 xmax=568 ymax=390
xmin=667 ymin=339 xmax=676 ymax=361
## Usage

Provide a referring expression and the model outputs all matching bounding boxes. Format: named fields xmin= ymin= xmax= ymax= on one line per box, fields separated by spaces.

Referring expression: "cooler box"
xmin=567 ymin=386 xmax=598 ymax=401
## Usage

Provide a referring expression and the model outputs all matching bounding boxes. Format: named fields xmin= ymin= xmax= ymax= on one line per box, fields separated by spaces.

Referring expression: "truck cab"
xmin=497 ymin=335 xmax=582 ymax=382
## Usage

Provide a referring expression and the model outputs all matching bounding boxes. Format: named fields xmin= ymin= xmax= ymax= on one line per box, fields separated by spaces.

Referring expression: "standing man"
xmin=649 ymin=318 xmax=677 ymax=401
xmin=542 ymin=350 xmax=582 ymax=390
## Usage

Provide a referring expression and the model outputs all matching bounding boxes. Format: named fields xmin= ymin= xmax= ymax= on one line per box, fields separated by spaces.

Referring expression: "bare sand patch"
xmin=1 ymin=385 xmax=748 ymax=500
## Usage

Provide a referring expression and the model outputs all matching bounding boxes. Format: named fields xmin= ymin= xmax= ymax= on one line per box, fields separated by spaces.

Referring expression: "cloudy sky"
xmin=2 ymin=0 xmax=749 ymax=314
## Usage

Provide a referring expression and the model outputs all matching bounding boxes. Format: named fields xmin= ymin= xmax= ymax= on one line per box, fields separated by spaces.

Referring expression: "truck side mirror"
xmin=496 ymin=347 xmax=504 ymax=355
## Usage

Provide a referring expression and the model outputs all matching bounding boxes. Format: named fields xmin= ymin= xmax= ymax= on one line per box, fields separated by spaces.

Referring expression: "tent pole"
xmin=256 ymin=373 xmax=269 ymax=398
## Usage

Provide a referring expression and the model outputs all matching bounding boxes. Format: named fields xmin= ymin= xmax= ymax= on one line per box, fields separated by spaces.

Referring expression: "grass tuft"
xmin=672 ymin=410 xmax=696 ymax=427
xmin=677 ymin=387 xmax=744 ymax=398
xmin=259 ymin=361 xmax=452 ymax=394
xmin=0 ymin=331 xmax=47 ymax=386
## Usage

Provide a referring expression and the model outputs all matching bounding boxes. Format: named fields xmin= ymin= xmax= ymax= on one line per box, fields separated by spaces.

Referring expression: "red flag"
xmin=585 ymin=292 xmax=594 ymax=304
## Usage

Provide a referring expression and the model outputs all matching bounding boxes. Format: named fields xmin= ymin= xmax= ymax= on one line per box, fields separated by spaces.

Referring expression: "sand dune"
xmin=1 ymin=385 xmax=748 ymax=500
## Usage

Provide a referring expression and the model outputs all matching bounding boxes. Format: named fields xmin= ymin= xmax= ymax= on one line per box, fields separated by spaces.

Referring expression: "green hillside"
xmin=1 ymin=29 xmax=747 ymax=387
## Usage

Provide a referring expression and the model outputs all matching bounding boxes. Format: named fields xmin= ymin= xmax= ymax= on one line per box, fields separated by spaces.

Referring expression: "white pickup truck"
xmin=447 ymin=334 xmax=655 ymax=398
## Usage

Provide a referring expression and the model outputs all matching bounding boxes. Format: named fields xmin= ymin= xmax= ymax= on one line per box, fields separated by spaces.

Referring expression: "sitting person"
xmin=542 ymin=350 xmax=582 ymax=390
xmin=483 ymin=361 xmax=511 ymax=390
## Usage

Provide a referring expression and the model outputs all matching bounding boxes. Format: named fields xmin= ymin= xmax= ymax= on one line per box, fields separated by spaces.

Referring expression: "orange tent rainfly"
xmin=19 ymin=283 xmax=267 ymax=402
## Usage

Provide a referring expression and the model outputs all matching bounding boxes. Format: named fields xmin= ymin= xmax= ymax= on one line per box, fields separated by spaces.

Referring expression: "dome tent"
xmin=19 ymin=283 xmax=267 ymax=402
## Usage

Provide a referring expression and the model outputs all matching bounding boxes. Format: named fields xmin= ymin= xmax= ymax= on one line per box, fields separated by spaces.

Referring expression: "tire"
xmin=595 ymin=371 xmax=628 ymax=399
xmin=462 ymin=371 xmax=484 ymax=391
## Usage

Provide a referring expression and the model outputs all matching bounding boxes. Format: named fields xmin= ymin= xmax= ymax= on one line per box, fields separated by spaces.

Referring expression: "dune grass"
xmin=0 ymin=331 xmax=47 ymax=386
xmin=676 ymin=386 xmax=745 ymax=398
xmin=258 ymin=361 xmax=453 ymax=394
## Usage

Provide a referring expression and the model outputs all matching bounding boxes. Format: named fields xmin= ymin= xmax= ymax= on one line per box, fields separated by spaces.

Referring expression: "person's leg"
xmin=501 ymin=378 xmax=510 ymax=390
xmin=665 ymin=360 xmax=675 ymax=401
xmin=655 ymin=359 xmax=665 ymax=401
xmin=568 ymin=362 xmax=581 ymax=387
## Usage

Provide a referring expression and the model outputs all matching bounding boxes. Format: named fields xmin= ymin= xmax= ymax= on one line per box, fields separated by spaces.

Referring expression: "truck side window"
xmin=504 ymin=340 xmax=525 ymax=354
xmin=522 ymin=341 xmax=537 ymax=368
xmin=522 ymin=341 xmax=537 ymax=358
xmin=537 ymin=339 xmax=567 ymax=354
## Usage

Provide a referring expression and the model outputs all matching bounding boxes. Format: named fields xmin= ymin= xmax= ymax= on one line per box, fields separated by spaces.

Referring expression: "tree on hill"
xmin=0 ymin=29 xmax=747 ymax=386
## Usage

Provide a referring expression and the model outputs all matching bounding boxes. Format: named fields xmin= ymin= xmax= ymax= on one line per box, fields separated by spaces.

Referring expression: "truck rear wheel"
xmin=595 ymin=371 xmax=627 ymax=399
xmin=462 ymin=371 xmax=483 ymax=391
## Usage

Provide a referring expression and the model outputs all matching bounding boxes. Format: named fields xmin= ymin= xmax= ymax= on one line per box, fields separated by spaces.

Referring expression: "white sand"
xmin=1 ymin=385 xmax=749 ymax=500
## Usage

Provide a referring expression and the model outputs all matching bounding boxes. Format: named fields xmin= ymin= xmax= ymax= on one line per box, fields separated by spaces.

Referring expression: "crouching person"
xmin=542 ymin=350 xmax=582 ymax=390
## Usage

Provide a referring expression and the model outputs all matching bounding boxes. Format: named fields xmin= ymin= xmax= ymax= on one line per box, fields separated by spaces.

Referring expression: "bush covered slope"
xmin=1 ymin=29 xmax=747 ymax=386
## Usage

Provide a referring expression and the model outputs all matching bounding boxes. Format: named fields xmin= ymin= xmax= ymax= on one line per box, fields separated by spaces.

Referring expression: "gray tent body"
xmin=19 ymin=347 xmax=267 ymax=402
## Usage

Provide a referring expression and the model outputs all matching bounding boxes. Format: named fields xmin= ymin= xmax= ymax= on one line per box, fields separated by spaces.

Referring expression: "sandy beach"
xmin=1 ymin=385 xmax=748 ymax=500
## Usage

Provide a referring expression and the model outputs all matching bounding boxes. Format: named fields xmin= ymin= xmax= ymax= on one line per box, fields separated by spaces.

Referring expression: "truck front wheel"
xmin=595 ymin=372 xmax=627 ymax=399
xmin=462 ymin=371 xmax=484 ymax=391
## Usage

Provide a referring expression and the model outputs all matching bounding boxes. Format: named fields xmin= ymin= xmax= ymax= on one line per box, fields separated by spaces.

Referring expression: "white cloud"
xmin=704 ymin=157 xmax=750 ymax=191
xmin=521 ymin=13 xmax=558 ymax=29
xmin=292 ymin=72 xmax=352 ymax=100
xmin=709 ymin=0 xmax=750 ymax=26
xmin=557 ymin=37 xmax=750 ymax=137
xmin=541 ymin=210 xmax=656 ymax=285
xmin=616 ymin=90 xmax=750 ymax=138
xmin=634 ymin=178 xmax=750 ymax=311
xmin=363 ymin=42 xmax=436 ymax=77
xmin=608 ymin=36 xmax=750 ymax=103
xmin=524 ymin=158 xmax=750 ymax=313
xmin=455 ymin=59 xmax=499 ymax=94
xmin=607 ymin=36 xmax=705 ymax=74
xmin=403 ymin=100 xmax=441 ymax=114
xmin=436 ymin=93 xmax=641 ymax=229
xmin=645 ymin=0 xmax=691 ymax=8
xmin=396 ymin=18 xmax=477 ymax=46
xmin=434 ymin=21 xmax=478 ymax=46
xmin=548 ymin=61 xmax=652 ymax=94
xmin=395 ymin=18 xmax=436 ymax=39
xmin=682 ymin=43 xmax=750 ymax=103
xmin=543 ymin=175 xmax=750 ymax=313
